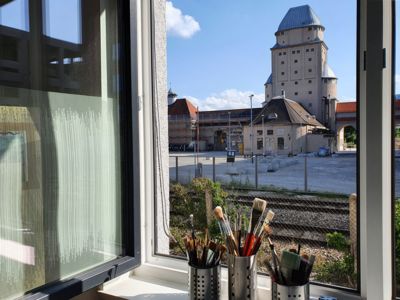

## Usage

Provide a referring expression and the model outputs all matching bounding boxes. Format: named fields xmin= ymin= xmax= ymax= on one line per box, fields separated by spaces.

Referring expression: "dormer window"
xmin=268 ymin=113 xmax=278 ymax=120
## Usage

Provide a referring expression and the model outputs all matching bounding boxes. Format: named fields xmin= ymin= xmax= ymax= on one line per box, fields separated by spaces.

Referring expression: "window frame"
xmin=144 ymin=0 xmax=395 ymax=299
xmin=14 ymin=0 xmax=142 ymax=299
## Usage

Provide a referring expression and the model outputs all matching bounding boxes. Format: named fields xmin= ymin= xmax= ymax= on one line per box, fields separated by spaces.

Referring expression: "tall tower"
xmin=263 ymin=5 xmax=337 ymax=125
xmin=168 ymin=88 xmax=177 ymax=105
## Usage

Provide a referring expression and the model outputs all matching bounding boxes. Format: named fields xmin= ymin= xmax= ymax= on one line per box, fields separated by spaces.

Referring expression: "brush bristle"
xmin=266 ymin=210 xmax=275 ymax=223
xmin=214 ymin=206 xmax=224 ymax=220
xmin=253 ymin=198 xmax=267 ymax=212
xmin=263 ymin=224 xmax=273 ymax=235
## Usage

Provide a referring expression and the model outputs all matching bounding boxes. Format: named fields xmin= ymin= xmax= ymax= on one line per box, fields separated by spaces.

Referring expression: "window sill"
xmin=99 ymin=257 xmax=361 ymax=300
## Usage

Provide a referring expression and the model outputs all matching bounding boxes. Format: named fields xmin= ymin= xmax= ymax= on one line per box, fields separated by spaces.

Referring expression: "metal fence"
xmin=169 ymin=153 xmax=357 ymax=195
xmin=169 ymin=153 xmax=359 ymax=289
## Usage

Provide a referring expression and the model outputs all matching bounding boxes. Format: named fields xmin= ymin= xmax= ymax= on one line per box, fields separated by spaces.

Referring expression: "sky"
xmin=0 ymin=0 xmax=399 ymax=111
xmin=167 ymin=0 xmax=359 ymax=110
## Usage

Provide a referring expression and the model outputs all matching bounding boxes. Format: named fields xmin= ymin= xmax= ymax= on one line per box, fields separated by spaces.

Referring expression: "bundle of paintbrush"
xmin=265 ymin=240 xmax=315 ymax=286
xmin=214 ymin=198 xmax=274 ymax=257
xmin=183 ymin=226 xmax=226 ymax=268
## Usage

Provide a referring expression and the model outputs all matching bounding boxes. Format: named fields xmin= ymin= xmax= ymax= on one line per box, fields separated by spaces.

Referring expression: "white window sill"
xmin=99 ymin=258 xmax=362 ymax=300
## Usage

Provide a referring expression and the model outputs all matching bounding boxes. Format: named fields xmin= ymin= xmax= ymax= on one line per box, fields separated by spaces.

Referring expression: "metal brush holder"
xmin=271 ymin=282 xmax=310 ymax=300
xmin=188 ymin=264 xmax=221 ymax=300
xmin=228 ymin=254 xmax=257 ymax=300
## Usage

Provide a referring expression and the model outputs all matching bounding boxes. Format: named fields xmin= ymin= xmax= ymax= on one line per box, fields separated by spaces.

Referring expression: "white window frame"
xmin=132 ymin=0 xmax=394 ymax=299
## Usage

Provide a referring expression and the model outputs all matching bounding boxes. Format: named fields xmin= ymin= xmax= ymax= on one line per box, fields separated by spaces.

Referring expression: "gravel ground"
xmin=170 ymin=153 xmax=357 ymax=195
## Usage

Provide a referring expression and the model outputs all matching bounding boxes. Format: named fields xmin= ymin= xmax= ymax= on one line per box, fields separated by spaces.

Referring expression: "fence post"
xmin=304 ymin=156 xmax=308 ymax=192
xmin=255 ymin=155 xmax=258 ymax=189
xmin=212 ymin=157 xmax=216 ymax=182
xmin=205 ymin=189 xmax=213 ymax=228
xmin=175 ymin=156 xmax=179 ymax=182
xmin=349 ymin=193 xmax=358 ymax=273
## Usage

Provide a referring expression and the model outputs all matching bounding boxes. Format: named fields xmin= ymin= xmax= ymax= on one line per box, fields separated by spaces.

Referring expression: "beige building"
xmin=244 ymin=96 xmax=330 ymax=156
xmin=263 ymin=5 xmax=338 ymax=128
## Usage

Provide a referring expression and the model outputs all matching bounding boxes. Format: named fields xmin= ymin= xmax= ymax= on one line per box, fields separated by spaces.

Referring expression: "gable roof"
xmin=168 ymin=98 xmax=198 ymax=119
xmin=277 ymin=5 xmax=323 ymax=33
xmin=253 ymin=96 xmax=324 ymax=127
xmin=336 ymin=102 xmax=356 ymax=113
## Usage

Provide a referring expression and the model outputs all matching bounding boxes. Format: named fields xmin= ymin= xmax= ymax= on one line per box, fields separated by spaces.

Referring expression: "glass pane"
xmin=0 ymin=0 xmax=29 ymax=31
xmin=164 ymin=0 xmax=358 ymax=290
xmin=395 ymin=0 xmax=400 ymax=296
xmin=0 ymin=0 xmax=124 ymax=298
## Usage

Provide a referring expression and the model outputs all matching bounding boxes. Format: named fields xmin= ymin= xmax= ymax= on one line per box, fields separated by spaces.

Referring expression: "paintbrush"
xmin=255 ymin=210 xmax=275 ymax=238
xmin=243 ymin=198 xmax=267 ymax=256
xmin=265 ymin=259 xmax=277 ymax=282
xmin=268 ymin=237 xmax=284 ymax=284
xmin=214 ymin=206 xmax=239 ymax=256
xmin=251 ymin=224 xmax=273 ymax=255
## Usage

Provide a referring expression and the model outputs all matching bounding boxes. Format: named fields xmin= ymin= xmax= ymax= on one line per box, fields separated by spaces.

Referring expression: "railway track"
xmin=170 ymin=190 xmax=351 ymax=246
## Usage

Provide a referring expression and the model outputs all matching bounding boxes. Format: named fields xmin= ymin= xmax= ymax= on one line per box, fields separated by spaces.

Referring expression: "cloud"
xmin=184 ymin=89 xmax=264 ymax=111
xmin=166 ymin=1 xmax=200 ymax=39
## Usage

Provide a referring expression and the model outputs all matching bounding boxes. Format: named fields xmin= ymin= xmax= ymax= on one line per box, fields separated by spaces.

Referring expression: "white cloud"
xmin=184 ymin=89 xmax=264 ymax=111
xmin=166 ymin=1 xmax=200 ymax=39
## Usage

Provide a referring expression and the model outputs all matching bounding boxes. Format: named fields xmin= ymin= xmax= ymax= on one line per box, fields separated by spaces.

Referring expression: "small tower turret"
xmin=168 ymin=88 xmax=178 ymax=105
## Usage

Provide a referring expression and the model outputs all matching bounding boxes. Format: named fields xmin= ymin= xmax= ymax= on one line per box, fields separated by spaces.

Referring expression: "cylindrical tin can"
xmin=188 ymin=264 xmax=220 ymax=300
xmin=228 ymin=254 xmax=257 ymax=300
xmin=271 ymin=281 xmax=310 ymax=300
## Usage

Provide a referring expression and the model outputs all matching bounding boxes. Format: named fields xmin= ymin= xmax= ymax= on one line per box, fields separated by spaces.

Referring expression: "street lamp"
xmin=249 ymin=94 xmax=254 ymax=163
xmin=228 ymin=111 xmax=231 ymax=150
xmin=261 ymin=114 xmax=265 ymax=156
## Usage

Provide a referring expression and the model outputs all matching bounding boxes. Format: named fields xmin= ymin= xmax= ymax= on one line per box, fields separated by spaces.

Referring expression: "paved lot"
xmin=170 ymin=151 xmax=362 ymax=196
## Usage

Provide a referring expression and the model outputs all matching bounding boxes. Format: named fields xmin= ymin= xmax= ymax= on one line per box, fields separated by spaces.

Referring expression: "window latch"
xmin=382 ymin=48 xmax=386 ymax=69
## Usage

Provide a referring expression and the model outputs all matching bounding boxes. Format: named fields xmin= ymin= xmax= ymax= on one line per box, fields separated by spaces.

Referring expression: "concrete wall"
xmin=243 ymin=124 xmax=305 ymax=156
xmin=306 ymin=133 xmax=331 ymax=152
xmin=153 ymin=0 xmax=169 ymax=254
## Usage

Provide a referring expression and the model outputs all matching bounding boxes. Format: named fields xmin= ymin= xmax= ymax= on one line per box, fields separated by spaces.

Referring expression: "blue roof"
xmin=265 ymin=74 xmax=272 ymax=85
xmin=322 ymin=63 xmax=337 ymax=78
xmin=278 ymin=5 xmax=323 ymax=32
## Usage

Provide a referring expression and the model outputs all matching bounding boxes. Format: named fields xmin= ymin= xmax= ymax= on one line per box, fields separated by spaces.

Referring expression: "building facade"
xmin=263 ymin=5 xmax=338 ymax=128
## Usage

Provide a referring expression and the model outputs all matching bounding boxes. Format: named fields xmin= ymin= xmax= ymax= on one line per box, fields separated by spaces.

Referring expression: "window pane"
xmin=163 ymin=0 xmax=358 ymax=290
xmin=395 ymin=0 xmax=400 ymax=296
xmin=0 ymin=0 xmax=124 ymax=298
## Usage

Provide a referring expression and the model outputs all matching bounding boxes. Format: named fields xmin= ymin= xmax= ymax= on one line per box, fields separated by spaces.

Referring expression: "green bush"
xmin=315 ymin=253 xmax=356 ymax=287
xmin=326 ymin=232 xmax=349 ymax=252
xmin=395 ymin=201 xmax=400 ymax=284
xmin=170 ymin=178 xmax=228 ymax=238
xmin=314 ymin=231 xmax=356 ymax=287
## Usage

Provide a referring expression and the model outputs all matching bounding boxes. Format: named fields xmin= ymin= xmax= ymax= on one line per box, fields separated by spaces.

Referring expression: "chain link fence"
xmin=169 ymin=152 xmax=358 ymax=288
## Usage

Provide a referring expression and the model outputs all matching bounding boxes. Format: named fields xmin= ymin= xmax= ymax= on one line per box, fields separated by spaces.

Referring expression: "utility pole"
xmin=262 ymin=114 xmax=265 ymax=156
xmin=249 ymin=94 xmax=254 ymax=163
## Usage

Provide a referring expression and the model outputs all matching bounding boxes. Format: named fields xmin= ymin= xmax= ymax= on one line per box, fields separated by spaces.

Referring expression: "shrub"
xmin=314 ymin=231 xmax=356 ymax=287
xmin=326 ymin=232 xmax=349 ymax=252
xmin=314 ymin=253 xmax=356 ymax=287
xmin=170 ymin=178 xmax=228 ymax=238
xmin=395 ymin=201 xmax=400 ymax=284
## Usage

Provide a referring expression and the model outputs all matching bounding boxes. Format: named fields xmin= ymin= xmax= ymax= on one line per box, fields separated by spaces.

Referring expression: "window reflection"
xmin=43 ymin=0 xmax=81 ymax=44
xmin=0 ymin=0 xmax=29 ymax=31
xmin=0 ymin=0 xmax=125 ymax=298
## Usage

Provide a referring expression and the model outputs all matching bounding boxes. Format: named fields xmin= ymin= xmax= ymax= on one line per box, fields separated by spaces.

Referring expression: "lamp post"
xmin=228 ymin=111 xmax=231 ymax=150
xmin=261 ymin=114 xmax=265 ymax=156
xmin=249 ymin=94 xmax=254 ymax=163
